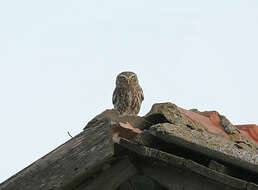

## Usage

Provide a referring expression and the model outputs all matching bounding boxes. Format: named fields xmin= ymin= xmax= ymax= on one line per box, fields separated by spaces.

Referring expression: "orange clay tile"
xmin=178 ymin=107 xmax=258 ymax=143
xmin=236 ymin=124 xmax=258 ymax=144
xmin=112 ymin=122 xmax=142 ymax=141
xmin=177 ymin=107 xmax=229 ymax=137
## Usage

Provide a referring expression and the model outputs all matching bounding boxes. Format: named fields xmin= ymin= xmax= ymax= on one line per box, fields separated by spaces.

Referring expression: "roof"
xmin=1 ymin=101 xmax=257 ymax=190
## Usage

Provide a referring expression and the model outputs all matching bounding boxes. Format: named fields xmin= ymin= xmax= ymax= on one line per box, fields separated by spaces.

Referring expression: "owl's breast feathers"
xmin=112 ymin=85 xmax=144 ymax=115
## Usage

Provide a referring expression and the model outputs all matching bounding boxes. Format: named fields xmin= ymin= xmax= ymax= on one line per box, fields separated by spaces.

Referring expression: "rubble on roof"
xmin=1 ymin=102 xmax=257 ymax=190
xmin=80 ymin=102 xmax=258 ymax=190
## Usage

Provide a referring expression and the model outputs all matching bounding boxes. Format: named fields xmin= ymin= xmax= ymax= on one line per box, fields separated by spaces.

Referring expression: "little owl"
xmin=112 ymin=71 xmax=144 ymax=115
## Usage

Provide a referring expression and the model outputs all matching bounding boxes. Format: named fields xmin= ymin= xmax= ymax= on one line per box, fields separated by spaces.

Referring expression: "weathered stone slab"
xmin=146 ymin=103 xmax=258 ymax=151
xmin=118 ymin=174 xmax=167 ymax=190
xmin=84 ymin=109 xmax=152 ymax=130
xmin=141 ymin=161 xmax=236 ymax=190
xmin=78 ymin=157 xmax=137 ymax=190
xmin=184 ymin=159 xmax=247 ymax=189
xmin=149 ymin=123 xmax=258 ymax=173
xmin=0 ymin=119 xmax=114 ymax=190
xmin=145 ymin=102 xmax=207 ymax=131
xmin=118 ymin=138 xmax=184 ymax=167
xmin=118 ymin=138 xmax=253 ymax=189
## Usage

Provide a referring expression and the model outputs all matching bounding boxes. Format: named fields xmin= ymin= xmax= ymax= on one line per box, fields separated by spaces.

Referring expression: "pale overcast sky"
xmin=0 ymin=0 xmax=258 ymax=183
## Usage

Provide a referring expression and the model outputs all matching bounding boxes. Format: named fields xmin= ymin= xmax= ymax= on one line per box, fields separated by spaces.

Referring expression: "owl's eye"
xmin=131 ymin=76 xmax=137 ymax=82
xmin=120 ymin=76 xmax=126 ymax=81
xmin=118 ymin=76 xmax=128 ymax=84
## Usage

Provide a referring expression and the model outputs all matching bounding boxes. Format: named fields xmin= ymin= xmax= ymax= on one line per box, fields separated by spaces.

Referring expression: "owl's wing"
xmin=140 ymin=87 xmax=144 ymax=101
xmin=112 ymin=87 xmax=118 ymax=106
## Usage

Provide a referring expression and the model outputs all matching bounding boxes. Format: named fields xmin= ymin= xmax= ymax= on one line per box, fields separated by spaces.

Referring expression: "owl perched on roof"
xmin=112 ymin=72 xmax=144 ymax=115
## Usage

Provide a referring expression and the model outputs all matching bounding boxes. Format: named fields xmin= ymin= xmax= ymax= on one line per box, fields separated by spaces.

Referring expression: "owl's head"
xmin=116 ymin=71 xmax=139 ymax=87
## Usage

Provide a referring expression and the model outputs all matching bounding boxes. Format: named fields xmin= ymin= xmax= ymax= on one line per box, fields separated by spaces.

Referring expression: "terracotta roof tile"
xmin=236 ymin=124 xmax=258 ymax=143
xmin=177 ymin=107 xmax=229 ymax=137
xmin=178 ymin=107 xmax=258 ymax=143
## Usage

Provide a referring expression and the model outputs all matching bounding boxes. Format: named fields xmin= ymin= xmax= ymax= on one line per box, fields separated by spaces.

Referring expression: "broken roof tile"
xmin=177 ymin=108 xmax=228 ymax=137
xmin=178 ymin=107 xmax=258 ymax=144
xmin=236 ymin=124 xmax=258 ymax=144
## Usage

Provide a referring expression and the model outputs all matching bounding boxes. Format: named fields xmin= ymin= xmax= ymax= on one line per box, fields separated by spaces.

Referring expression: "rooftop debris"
xmin=1 ymin=102 xmax=257 ymax=190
